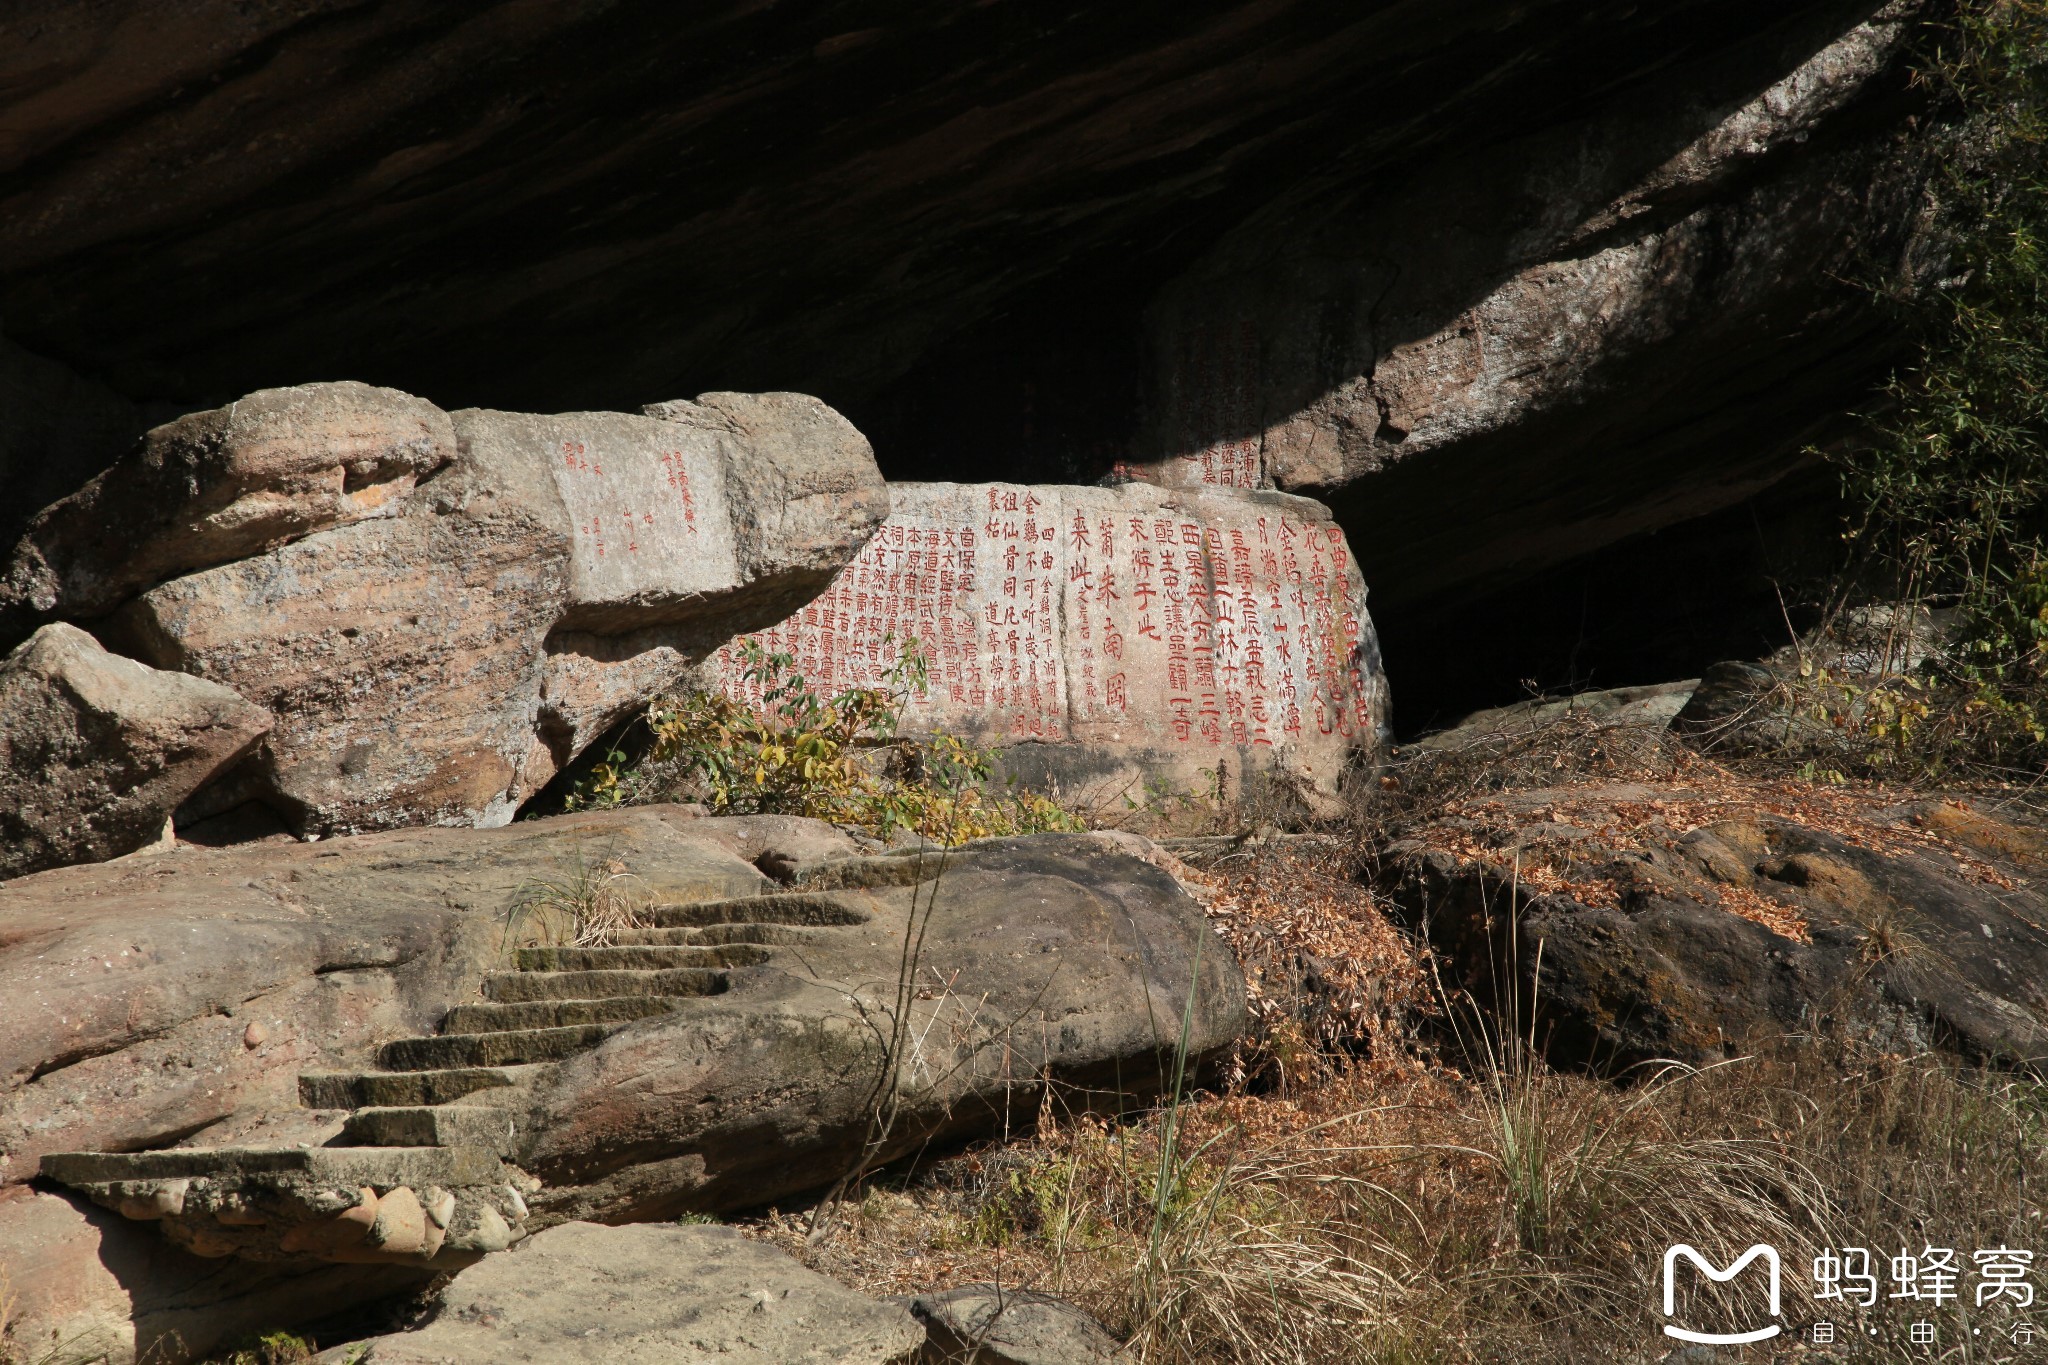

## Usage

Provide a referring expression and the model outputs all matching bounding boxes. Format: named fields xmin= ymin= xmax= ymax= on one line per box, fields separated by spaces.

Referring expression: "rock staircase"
xmin=42 ymin=888 xmax=875 ymax=1267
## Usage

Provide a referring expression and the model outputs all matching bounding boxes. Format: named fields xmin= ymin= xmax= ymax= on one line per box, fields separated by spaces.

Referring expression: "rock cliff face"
xmin=0 ymin=1 xmax=1939 ymax=714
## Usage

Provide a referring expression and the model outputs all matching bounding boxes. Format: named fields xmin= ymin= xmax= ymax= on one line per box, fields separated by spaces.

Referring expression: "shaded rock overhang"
xmin=0 ymin=0 xmax=1924 ymax=626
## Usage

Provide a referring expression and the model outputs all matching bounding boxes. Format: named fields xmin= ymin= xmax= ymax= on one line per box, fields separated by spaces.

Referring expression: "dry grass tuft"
xmin=502 ymin=842 xmax=651 ymax=949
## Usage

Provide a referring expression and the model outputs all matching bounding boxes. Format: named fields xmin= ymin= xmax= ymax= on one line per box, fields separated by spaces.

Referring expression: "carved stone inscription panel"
xmin=714 ymin=482 xmax=1386 ymax=795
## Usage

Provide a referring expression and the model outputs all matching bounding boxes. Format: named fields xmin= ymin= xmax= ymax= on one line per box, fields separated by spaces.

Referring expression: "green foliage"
xmin=202 ymin=1333 xmax=317 ymax=1365
xmin=1838 ymin=0 xmax=2048 ymax=690
xmin=568 ymin=636 xmax=1084 ymax=846
xmin=1816 ymin=1 xmax=2048 ymax=780
xmin=1783 ymin=658 xmax=2046 ymax=781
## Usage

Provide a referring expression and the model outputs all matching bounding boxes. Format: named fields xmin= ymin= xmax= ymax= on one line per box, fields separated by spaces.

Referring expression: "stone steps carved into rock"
xmin=639 ymin=890 xmax=873 ymax=927
xmin=39 ymin=887 xmax=887 ymax=1273
xmin=509 ymin=942 xmax=770 ymax=972
xmin=340 ymin=1106 xmax=522 ymax=1156
xmin=605 ymin=923 xmax=822 ymax=946
xmin=376 ymin=1022 xmax=625 ymax=1072
xmin=479 ymin=965 xmax=729 ymax=1003
xmin=439 ymin=995 xmax=684 ymax=1034
xmin=298 ymin=1065 xmax=543 ymax=1110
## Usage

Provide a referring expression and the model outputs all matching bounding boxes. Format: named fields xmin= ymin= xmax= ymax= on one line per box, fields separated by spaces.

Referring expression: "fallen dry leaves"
xmin=1394 ymin=748 xmax=2036 ymax=943
xmin=1173 ymin=840 xmax=1429 ymax=1063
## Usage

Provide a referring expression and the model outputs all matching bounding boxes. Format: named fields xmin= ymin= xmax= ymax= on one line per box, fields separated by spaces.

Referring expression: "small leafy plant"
xmin=570 ymin=637 xmax=1084 ymax=847
xmin=197 ymin=1332 xmax=318 ymax=1365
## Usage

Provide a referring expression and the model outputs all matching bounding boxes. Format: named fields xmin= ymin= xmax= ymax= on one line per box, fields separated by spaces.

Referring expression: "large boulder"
xmin=711 ymin=480 xmax=1388 ymax=815
xmin=119 ymin=452 xmax=575 ymax=834
xmin=65 ymin=388 xmax=887 ymax=836
xmin=315 ymin=1221 xmax=925 ymax=1364
xmin=0 ymin=622 xmax=269 ymax=878
xmin=518 ymin=833 xmax=1247 ymax=1223
xmin=1385 ymin=782 xmax=2048 ymax=1073
xmin=0 ymin=382 xmax=454 ymax=648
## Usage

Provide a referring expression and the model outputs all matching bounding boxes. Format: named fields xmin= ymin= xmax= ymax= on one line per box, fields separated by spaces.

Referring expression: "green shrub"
xmin=568 ymin=637 xmax=1084 ymax=846
xmin=1821 ymin=0 xmax=2048 ymax=778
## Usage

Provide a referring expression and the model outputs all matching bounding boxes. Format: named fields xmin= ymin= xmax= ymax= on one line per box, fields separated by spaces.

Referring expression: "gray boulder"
xmin=908 ymin=1285 xmax=1122 ymax=1364
xmin=315 ymin=1221 xmax=925 ymax=1364
xmin=1669 ymin=660 xmax=1806 ymax=756
xmin=0 ymin=622 xmax=270 ymax=878
xmin=1409 ymin=679 xmax=1698 ymax=755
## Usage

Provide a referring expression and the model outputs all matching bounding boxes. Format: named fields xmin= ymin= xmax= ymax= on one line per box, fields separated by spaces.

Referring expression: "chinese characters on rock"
xmin=1163 ymin=320 xmax=1262 ymax=489
xmin=712 ymin=485 xmax=1375 ymax=756
xmin=559 ymin=438 xmax=701 ymax=560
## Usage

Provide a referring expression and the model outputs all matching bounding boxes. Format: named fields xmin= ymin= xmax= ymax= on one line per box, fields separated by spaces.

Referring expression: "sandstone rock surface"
xmin=0 ymin=622 xmax=269 ymax=878
xmin=0 ymin=806 xmax=773 ymax=1188
xmin=0 ymin=382 xmax=454 ymax=648
xmin=518 ymin=833 xmax=1246 ymax=1222
xmin=1386 ymin=785 xmax=2048 ymax=1073
xmin=1 ymin=808 xmax=1240 ymax=1360
xmin=79 ymin=388 xmax=885 ymax=836
xmin=906 ymin=1285 xmax=1122 ymax=1365
xmin=640 ymin=392 xmax=894 ymax=625
xmin=1119 ymin=5 xmax=1933 ymax=611
xmin=121 ymin=450 xmax=573 ymax=834
xmin=316 ymin=1221 xmax=925 ymax=1364
xmin=0 ymin=1185 xmax=439 ymax=1365
xmin=714 ymin=480 xmax=1386 ymax=811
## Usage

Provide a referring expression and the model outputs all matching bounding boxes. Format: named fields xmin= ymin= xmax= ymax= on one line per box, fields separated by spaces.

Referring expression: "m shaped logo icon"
xmin=1662 ymin=1244 xmax=1783 ymax=1345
